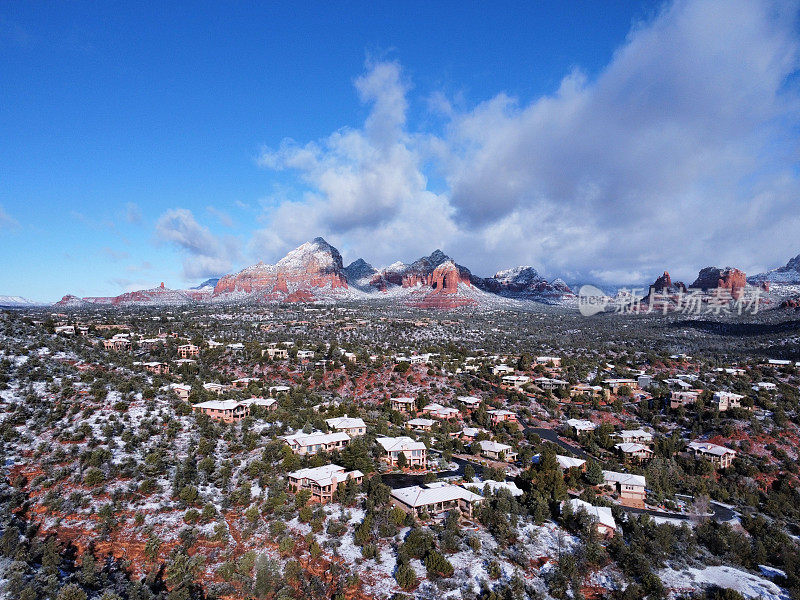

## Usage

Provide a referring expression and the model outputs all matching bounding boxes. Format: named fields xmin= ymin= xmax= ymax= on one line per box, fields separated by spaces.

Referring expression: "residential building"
xmin=670 ymin=390 xmax=699 ymax=409
xmin=202 ymin=382 xmax=227 ymax=395
xmin=712 ymin=391 xmax=743 ymax=412
xmin=562 ymin=499 xmax=616 ymax=538
xmin=287 ymin=464 xmax=363 ymax=504
xmin=614 ymin=429 xmax=654 ymax=445
xmin=391 ymin=397 xmax=416 ymax=413
xmin=178 ymin=344 xmax=199 ymax=358
xmin=283 ymin=431 xmax=351 ymax=456
xmin=534 ymin=377 xmax=569 ymax=391
xmin=457 ymin=396 xmax=482 ymax=409
xmin=477 ymin=440 xmax=518 ymax=462
xmin=615 ymin=442 xmax=654 ymax=462
xmin=603 ymin=378 xmax=639 ymax=394
xmin=193 ymin=400 xmax=249 ymax=423
xmin=169 ymin=383 xmax=191 ymax=401
xmin=407 ymin=418 xmax=435 ymax=432
xmin=325 ymin=415 xmax=367 ymax=437
xmin=687 ymin=441 xmax=736 ymax=469
xmin=142 ymin=361 xmax=169 ymax=375
xmin=492 ymin=364 xmax=515 ymax=376
xmin=566 ymin=418 xmax=597 ymax=434
xmin=390 ymin=482 xmax=483 ymax=518
xmin=487 ymin=409 xmax=517 ymax=425
xmin=536 ymin=356 xmax=562 ymax=368
xmin=422 ymin=403 xmax=460 ymax=419
xmin=502 ymin=374 xmax=530 ymax=389
xmin=602 ymin=470 xmax=647 ymax=507
xmin=376 ymin=436 xmax=427 ymax=469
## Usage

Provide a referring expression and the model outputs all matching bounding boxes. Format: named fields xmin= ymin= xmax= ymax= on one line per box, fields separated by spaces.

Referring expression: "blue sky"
xmin=2 ymin=1 xmax=799 ymax=301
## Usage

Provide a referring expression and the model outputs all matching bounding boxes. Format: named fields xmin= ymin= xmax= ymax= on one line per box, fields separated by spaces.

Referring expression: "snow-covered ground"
xmin=659 ymin=565 xmax=790 ymax=600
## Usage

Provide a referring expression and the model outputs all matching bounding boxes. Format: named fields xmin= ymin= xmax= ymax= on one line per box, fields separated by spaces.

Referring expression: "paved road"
xmin=524 ymin=425 xmax=590 ymax=459
xmin=380 ymin=455 xmax=483 ymax=489
xmin=611 ymin=500 xmax=736 ymax=523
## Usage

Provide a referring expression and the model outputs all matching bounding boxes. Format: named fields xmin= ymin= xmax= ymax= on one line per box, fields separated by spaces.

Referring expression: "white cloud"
xmin=253 ymin=0 xmax=800 ymax=283
xmin=155 ymin=208 xmax=240 ymax=280
xmin=0 ymin=205 xmax=19 ymax=231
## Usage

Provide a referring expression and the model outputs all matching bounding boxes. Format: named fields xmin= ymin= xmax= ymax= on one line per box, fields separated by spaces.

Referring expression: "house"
xmin=753 ymin=381 xmax=777 ymax=392
xmin=457 ymin=396 xmax=482 ymax=409
xmin=103 ymin=337 xmax=130 ymax=351
xmin=268 ymin=385 xmax=291 ymax=396
xmin=603 ymin=378 xmax=638 ymax=394
xmin=562 ymin=499 xmax=616 ymax=538
xmin=240 ymin=397 xmax=277 ymax=411
xmin=203 ymin=382 xmax=227 ymax=395
xmin=687 ymin=441 xmax=736 ymax=469
xmin=569 ymin=384 xmax=607 ymax=400
xmin=492 ymin=364 xmax=515 ymax=376
xmin=391 ymin=397 xmax=416 ymax=413
xmin=232 ymin=377 xmax=260 ymax=388
xmin=169 ymin=383 xmax=192 ymax=401
xmin=297 ymin=350 xmax=315 ymax=360
xmin=287 ymin=464 xmax=363 ymax=504
xmin=670 ymin=390 xmax=699 ymax=409
xmin=390 ymin=482 xmax=483 ymax=518
xmin=193 ymin=400 xmax=249 ymax=423
xmin=487 ymin=409 xmax=517 ymax=425
xmin=615 ymin=442 xmax=654 ymax=462
xmin=602 ymin=470 xmax=646 ymax=507
xmin=614 ymin=429 xmax=653 ymax=445
xmin=282 ymin=431 xmax=351 ymax=456
xmin=477 ymin=440 xmax=518 ymax=462
xmin=566 ymin=418 xmax=597 ymax=434
xmin=536 ymin=356 xmax=562 ymax=368
xmin=455 ymin=427 xmax=490 ymax=442
xmin=178 ymin=344 xmax=199 ymax=358
xmin=142 ymin=361 xmax=170 ymax=375
xmin=325 ymin=415 xmax=367 ymax=437
xmin=263 ymin=346 xmax=289 ymax=360
xmin=422 ymin=403 xmax=460 ymax=419
xmin=712 ymin=391 xmax=743 ymax=411
xmin=139 ymin=338 xmax=165 ymax=350
xmin=407 ymin=418 xmax=435 ymax=432
xmin=376 ymin=436 xmax=427 ymax=469
xmin=502 ymin=374 xmax=530 ymax=389
xmin=472 ymin=480 xmax=524 ymax=497
xmin=226 ymin=343 xmax=245 ymax=354
xmin=534 ymin=377 xmax=569 ymax=391
xmin=55 ymin=325 xmax=76 ymax=335
xmin=532 ymin=453 xmax=586 ymax=471
xmin=638 ymin=375 xmax=653 ymax=389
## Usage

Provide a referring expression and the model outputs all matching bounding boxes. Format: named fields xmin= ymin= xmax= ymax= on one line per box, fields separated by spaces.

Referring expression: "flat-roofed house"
xmin=391 ymin=397 xmax=416 ymax=413
xmin=502 ymin=375 xmax=530 ymax=389
xmin=169 ymin=383 xmax=192 ymax=401
xmin=240 ymin=397 xmax=277 ymax=411
xmin=287 ymin=464 xmax=363 ymax=504
xmin=687 ymin=441 xmax=736 ymax=469
xmin=712 ymin=391 xmax=743 ymax=412
xmin=282 ymin=431 xmax=351 ymax=456
xmin=534 ymin=377 xmax=569 ymax=391
xmin=603 ymin=378 xmax=638 ymax=394
xmin=193 ymin=400 xmax=249 ymax=423
xmin=602 ymin=470 xmax=647 ymax=507
xmin=457 ymin=396 xmax=482 ymax=410
xmin=492 ymin=364 xmax=515 ymax=376
xmin=325 ymin=415 xmax=367 ymax=437
xmin=536 ymin=356 xmax=562 ymax=368
xmin=670 ymin=390 xmax=699 ymax=409
xmin=422 ymin=403 xmax=461 ymax=419
xmin=570 ymin=384 xmax=606 ymax=400
xmin=143 ymin=361 xmax=170 ymax=375
xmin=390 ymin=482 xmax=483 ymax=518
xmin=376 ymin=436 xmax=427 ymax=469
xmin=203 ymin=382 xmax=227 ymax=395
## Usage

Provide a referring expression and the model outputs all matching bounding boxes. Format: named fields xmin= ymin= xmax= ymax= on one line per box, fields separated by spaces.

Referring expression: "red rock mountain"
xmin=691 ymin=267 xmax=747 ymax=298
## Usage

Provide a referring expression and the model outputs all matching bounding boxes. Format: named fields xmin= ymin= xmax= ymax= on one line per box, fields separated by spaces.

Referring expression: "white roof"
xmin=487 ymin=409 xmax=516 ymax=416
xmin=392 ymin=396 xmax=415 ymax=403
xmin=603 ymin=470 xmax=646 ymax=488
xmin=240 ymin=397 xmax=276 ymax=407
xmin=473 ymin=479 xmax=523 ymax=497
xmin=564 ymin=499 xmax=616 ymax=530
xmin=457 ymin=396 xmax=481 ymax=405
xmin=194 ymin=400 xmax=242 ymax=411
xmin=325 ymin=415 xmax=366 ymax=430
xmin=391 ymin=483 xmax=483 ymax=508
xmin=567 ymin=418 xmax=596 ymax=431
xmin=423 ymin=403 xmax=445 ymax=411
xmin=478 ymin=440 xmax=514 ymax=453
xmin=408 ymin=418 xmax=435 ymax=427
xmin=616 ymin=429 xmax=653 ymax=440
xmin=556 ymin=455 xmax=587 ymax=469
xmin=615 ymin=442 xmax=653 ymax=454
xmin=283 ymin=431 xmax=350 ymax=447
xmin=376 ymin=436 xmax=426 ymax=452
xmin=688 ymin=441 xmax=736 ymax=456
xmin=287 ymin=464 xmax=363 ymax=487
xmin=460 ymin=427 xmax=488 ymax=437
xmin=169 ymin=383 xmax=191 ymax=391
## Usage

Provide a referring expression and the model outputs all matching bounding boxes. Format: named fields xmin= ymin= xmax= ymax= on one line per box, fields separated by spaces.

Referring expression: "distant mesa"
xmin=691 ymin=266 xmax=747 ymax=298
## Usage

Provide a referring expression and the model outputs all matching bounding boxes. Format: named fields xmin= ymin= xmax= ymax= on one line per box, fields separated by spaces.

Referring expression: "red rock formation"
xmin=691 ymin=267 xmax=747 ymax=298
